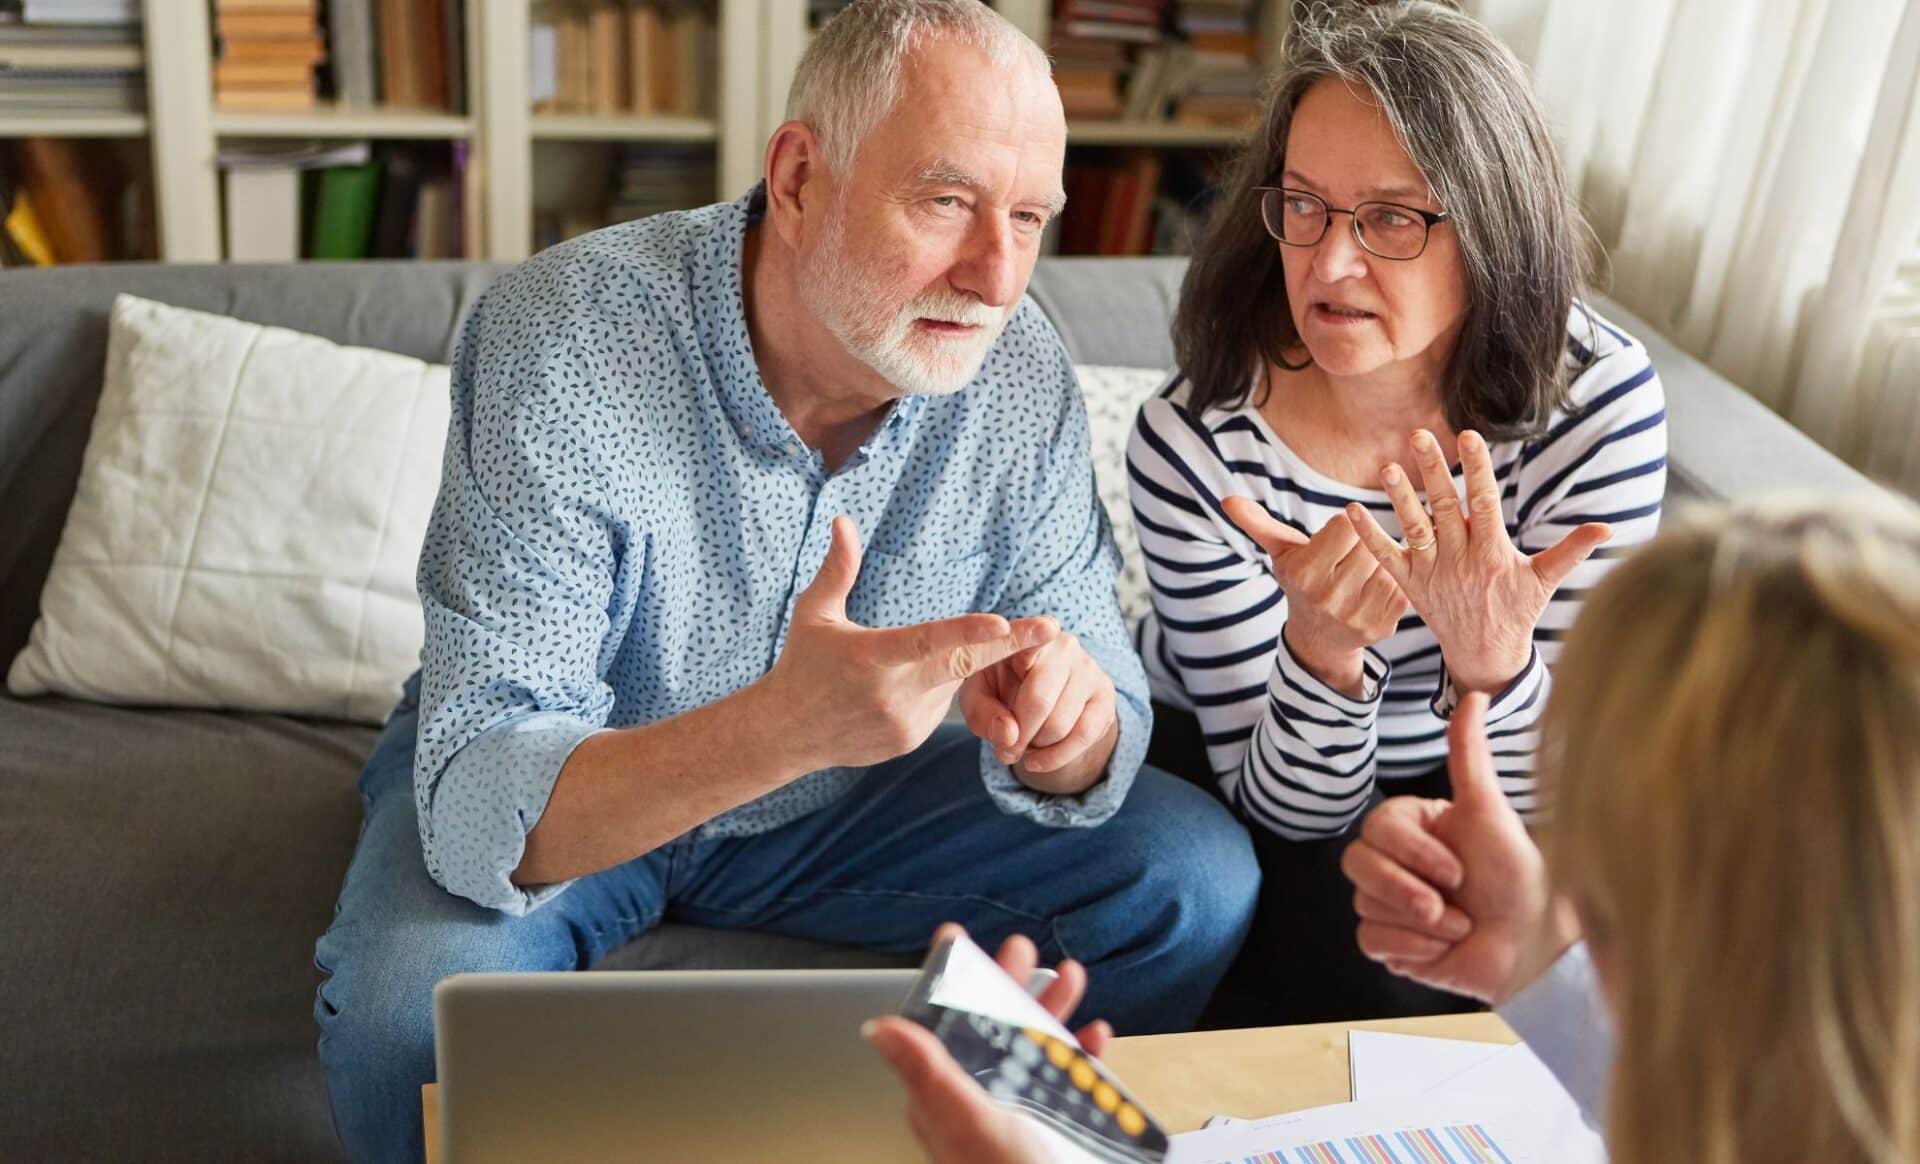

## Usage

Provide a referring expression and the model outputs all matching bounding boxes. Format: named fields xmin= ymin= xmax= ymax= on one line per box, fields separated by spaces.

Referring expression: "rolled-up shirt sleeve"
xmin=412 ymin=294 xmax=625 ymax=915
xmin=981 ymin=352 xmax=1150 ymax=828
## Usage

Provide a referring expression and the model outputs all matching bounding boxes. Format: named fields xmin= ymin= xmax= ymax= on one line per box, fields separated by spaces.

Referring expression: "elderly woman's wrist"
xmin=1449 ymin=642 xmax=1533 ymax=695
xmin=1283 ymin=623 xmax=1369 ymax=698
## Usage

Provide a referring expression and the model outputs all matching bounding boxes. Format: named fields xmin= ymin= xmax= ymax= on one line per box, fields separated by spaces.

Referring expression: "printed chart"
xmin=1242 ymin=1123 xmax=1515 ymax=1164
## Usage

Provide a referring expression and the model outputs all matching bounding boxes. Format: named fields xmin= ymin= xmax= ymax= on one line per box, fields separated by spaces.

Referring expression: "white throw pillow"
xmin=1075 ymin=364 xmax=1172 ymax=625
xmin=6 ymin=294 xmax=451 ymax=723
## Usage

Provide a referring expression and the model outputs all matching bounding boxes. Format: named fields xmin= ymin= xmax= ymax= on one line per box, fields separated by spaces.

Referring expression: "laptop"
xmin=433 ymin=969 xmax=924 ymax=1163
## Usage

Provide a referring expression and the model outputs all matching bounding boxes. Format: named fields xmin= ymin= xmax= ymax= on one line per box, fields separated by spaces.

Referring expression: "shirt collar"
xmin=702 ymin=183 xmax=927 ymax=466
xmin=703 ymin=184 xmax=795 ymax=455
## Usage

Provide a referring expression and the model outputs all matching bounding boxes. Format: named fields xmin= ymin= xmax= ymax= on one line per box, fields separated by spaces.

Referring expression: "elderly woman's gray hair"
xmin=1173 ymin=0 xmax=1596 ymax=438
xmin=787 ymin=0 xmax=1049 ymax=178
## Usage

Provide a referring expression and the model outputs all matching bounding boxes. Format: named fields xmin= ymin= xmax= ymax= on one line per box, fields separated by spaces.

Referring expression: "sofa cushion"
xmin=0 ymin=693 xmax=909 ymax=1161
xmin=1078 ymin=365 xmax=1173 ymax=624
xmin=0 ymin=261 xmax=509 ymax=672
xmin=0 ymin=694 xmax=374 ymax=1161
xmin=6 ymin=295 xmax=453 ymax=723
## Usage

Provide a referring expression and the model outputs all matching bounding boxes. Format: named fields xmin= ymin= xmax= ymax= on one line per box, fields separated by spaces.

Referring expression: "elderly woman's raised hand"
xmin=1346 ymin=429 xmax=1610 ymax=693
xmin=1223 ymin=495 xmax=1413 ymax=699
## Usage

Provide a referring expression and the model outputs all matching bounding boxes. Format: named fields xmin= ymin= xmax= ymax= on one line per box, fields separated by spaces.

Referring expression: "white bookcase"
xmin=2 ymin=0 xmax=769 ymax=263
xmin=1 ymin=0 xmax=1285 ymax=264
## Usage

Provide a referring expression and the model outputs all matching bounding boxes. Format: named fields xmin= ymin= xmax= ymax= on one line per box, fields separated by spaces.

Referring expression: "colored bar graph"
xmin=1242 ymin=1122 xmax=1515 ymax=1164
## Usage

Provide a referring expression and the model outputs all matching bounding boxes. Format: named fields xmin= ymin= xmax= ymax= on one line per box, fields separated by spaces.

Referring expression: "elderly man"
xmin=312 ymin=0 xmax=1258 ymax=1157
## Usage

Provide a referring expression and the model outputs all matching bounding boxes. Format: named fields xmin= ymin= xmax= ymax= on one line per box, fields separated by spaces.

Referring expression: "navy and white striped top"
xmin=1126 ymin=306 xmax=1667 ymax=839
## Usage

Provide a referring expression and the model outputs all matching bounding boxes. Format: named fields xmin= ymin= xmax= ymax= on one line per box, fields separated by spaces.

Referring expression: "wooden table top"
xmin=422 ymin=1011 xmax=1516 ymax=1161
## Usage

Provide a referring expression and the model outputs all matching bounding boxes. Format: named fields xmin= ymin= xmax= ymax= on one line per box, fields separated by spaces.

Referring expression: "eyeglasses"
xmin=1254 ymin=186 xmax=1451 ymax=261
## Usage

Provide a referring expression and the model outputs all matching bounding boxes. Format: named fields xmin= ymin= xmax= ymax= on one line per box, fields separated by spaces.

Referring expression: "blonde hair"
xmin=1541 ymin=496 xmax=1920 ymax=1164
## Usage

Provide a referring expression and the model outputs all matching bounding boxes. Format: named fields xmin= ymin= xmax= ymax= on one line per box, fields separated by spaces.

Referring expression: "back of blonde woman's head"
xmin=1543 ymin=496 xmax=1920 ymax=1164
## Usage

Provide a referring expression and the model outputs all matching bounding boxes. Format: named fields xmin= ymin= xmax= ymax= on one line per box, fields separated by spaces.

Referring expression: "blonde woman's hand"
xmin=1223 ymin=496 xmax=1411 ymax=699
xmin=1341 ymin=692 xmax=1576 ymax=1003
xmin=863 ymin=925 xmax=1114 ymax=1164
xmin=1346 ymin=429 xmax=1610 ymax=694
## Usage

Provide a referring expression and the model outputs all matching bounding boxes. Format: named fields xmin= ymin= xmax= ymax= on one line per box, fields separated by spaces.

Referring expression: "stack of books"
xmin=1044 ymin=147 xmax=1220 ymax=257
xmin=531 ymin=139 xmax=713 ymax=251
xmin=529 ymin=0 xmax=716 ymax=118
xmin=1171 ymin=0 xmax=1261 ymax=128
xmin=0 ymin=0 xmax=144 ymax=117
xmin=1049 ymin=0 xmax=1167 ymax=121
xmin=606 ymin=141 xmax=713 ymax=221
xmin=1059 ymin=148 xmax=1161 ymax=255
xmin=325 ymin=0 xmax=465 ymax=111
xmin=213 ymin=0 xmax=324 ymax=112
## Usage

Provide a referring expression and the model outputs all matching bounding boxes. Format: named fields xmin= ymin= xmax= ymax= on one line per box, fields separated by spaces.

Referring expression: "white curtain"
xmin=1464 ymin=0 xmax=1920 ymax=494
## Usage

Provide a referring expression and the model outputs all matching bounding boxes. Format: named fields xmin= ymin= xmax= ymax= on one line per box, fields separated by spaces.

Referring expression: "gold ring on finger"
xmin=1404 ymin=533 xmax=1436 ymax=553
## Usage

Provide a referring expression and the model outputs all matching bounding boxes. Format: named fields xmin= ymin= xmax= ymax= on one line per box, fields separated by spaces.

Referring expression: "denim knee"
xmin=1113 ymin=767 xmax=1261 ymax=951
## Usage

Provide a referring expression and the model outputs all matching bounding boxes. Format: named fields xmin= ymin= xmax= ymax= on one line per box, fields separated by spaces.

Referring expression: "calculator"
xmin=899 ymin=933 xmax=1170 ymax=1163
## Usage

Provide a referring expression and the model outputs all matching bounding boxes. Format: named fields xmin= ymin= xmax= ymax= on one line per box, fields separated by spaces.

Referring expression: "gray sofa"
xmin=0 ymin=257 xmax=1877 ymax=1162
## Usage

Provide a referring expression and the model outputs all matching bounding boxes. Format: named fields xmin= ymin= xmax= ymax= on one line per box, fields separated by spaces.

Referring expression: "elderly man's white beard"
xmin=806 ymin=207 xmax=1011 ymax=398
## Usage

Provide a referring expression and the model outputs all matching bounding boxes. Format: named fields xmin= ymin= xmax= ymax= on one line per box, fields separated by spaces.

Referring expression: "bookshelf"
xmin=788 ymin=0 xmax=1282 ymax=256
xmin=1 ymin=0 xmax=767 ymax=264
xmin=3 ymin=0 xmax=1289 ymax=266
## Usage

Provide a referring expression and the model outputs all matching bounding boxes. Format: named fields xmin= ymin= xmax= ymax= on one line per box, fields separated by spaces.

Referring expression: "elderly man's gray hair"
xmin=787 ymin=0 xmax=1050 ymax=176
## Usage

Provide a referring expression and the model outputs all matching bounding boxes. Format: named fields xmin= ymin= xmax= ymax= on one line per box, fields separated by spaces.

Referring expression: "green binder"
xmin=307 ymin=162 xmax=383 ymax=260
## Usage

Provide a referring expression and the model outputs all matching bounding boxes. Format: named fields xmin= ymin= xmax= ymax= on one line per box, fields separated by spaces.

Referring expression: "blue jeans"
xmin=313 ymin=683 xmax=1259 ymax=1162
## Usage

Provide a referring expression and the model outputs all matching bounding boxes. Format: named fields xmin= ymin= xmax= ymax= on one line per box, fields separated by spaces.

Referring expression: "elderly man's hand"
xmin=1341 ymin=692 xmax=1577 ymax=1004
xmin=957 ymin=630 xmax=1119 ymax=793
xmin=864 ymin=925 xmax=1113 ymax=1164
xmin=765 ymin=517 xmax=1060 ymax=771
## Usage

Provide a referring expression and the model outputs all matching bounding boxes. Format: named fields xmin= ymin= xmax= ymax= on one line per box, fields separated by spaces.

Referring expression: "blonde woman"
xmin=866 ymin=497 xmax=1920 ymax=1164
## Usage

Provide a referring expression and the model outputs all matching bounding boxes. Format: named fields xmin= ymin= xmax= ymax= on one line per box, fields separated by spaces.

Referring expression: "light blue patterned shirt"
xmin=411 ymin=186 xmax=1150 ymax=914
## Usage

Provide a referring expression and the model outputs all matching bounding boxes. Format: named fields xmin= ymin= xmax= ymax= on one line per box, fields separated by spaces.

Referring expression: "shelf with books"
xmin=529 ymin=136 xmax=716 ymax=250
xmin=1 ymin=133 xmax=156 ymax=266
xmin=211 ymin=108 xmax=474 ymax=140
xmin=5 ymin=0 xmax=771 ymax=264
xmin=517 ymin=0 xmax=730 ymax=253
xmin=530 ymin=113 xmax=717 ymax=142
xmin=218 ymin=138 xmax=478 ymax=263
xmin=212 ymin=0 xmax=468 ymax=119
xmin=1052 ymin=144 xmax=1228 ymax=257
xmin=529 ymin=1 xmax=715 ymax=124
xmin=1 ymin=0 xmax=147 ymax=138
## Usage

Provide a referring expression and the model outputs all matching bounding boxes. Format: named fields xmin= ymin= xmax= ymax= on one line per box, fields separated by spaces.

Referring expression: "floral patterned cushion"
xmin=1075 ymin=364 xmax=1173 ymax=626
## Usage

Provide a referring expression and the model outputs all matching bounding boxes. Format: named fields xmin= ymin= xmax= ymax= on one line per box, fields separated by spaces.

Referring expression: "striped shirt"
xmin=1126 ymin=306 xmax=1667 ymax=839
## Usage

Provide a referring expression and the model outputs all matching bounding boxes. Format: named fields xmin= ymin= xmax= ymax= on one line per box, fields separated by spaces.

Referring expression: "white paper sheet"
xmin=1347 ymin=1030 xmax=1508 ymax=1101
xmin=1411 ymin=1042 xmax=1607 ymax=1164
xmin=1167 ymin=1092 xmax=1569 ymax=1163
xmin=1170 ymin=1033 xmax=1607 ymax=1163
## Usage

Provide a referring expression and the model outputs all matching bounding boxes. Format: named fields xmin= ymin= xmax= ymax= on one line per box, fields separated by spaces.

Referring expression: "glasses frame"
xmin=1254 ymin=186 xmax=1452 ymax=261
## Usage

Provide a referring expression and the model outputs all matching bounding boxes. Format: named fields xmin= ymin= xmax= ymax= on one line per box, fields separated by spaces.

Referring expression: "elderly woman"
xmin=869 ymin=496 xmax=1920 ymax=1164
xmin=1125 ymin=0 xmax=1666 ymax=1020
